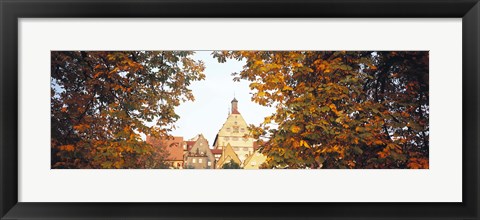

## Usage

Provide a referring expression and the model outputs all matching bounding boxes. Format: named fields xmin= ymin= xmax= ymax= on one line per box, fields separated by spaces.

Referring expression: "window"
xmin=192 ymin=158 xmax=196 ymax=163
xmin=234 ymin=121 xmax=238 ymax=125
xmin=226 ymin=128 xmax=231 ymax=132
xmin=199 ymin=158 xmax=203 ymax=163
xmin=232 ymin=126 xmax=239 ymax=133
xmin=244 ymin=147 xmax=248 ymax=151
xmin=225 ymin=137 xmax=229 ymax=141
xmin=208 ymin=161 xmax=211 ymax=166
xmin=233 ymin=137 xmax=238 ymax=141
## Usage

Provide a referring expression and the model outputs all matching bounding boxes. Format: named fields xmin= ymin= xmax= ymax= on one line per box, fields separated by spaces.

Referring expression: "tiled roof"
xmin=185 ymin=141 xmax=196 ymax=151
xmin=231 ymin=108 xmax=241 ymax=114
xmin=211 ymin=149 xmax=223 ymax=154
xmin=146 ymin=136 xmax=184 ymax=161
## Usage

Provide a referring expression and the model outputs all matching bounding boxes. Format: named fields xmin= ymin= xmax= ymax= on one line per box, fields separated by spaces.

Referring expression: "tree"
xmin=222 ymin=160 xmax=241 ymax=169
xmin=51 ymin=51 xmax=205 ymax=168
xmin=213 ymin=51 xmax=429 ymax=169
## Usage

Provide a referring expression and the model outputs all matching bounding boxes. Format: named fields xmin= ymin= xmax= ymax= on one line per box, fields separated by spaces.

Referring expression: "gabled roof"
xmin=216 ymin=143 xmax=241 ymax=168
xmin=186 ymin=134 xmax=215 ymax=162
xmin=146 ymin=135 xmax=184 ymax=161
xmin=185 ymin=141 xmax=196 ymax=151
xmin=243 ymin=151 xmax=267 ymax=169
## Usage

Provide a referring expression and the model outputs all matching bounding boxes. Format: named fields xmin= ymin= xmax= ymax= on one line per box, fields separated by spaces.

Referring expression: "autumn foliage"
xmin=51 ymin=51 xmax=205 ymax=168
xmin=213 ymin=51 xmax=429 ymax=169
xmin=51 ymin=50 xmax=428 ymax=169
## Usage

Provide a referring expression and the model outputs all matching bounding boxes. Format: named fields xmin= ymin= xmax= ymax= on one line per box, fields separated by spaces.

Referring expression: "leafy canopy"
xmin=213 ymin=51 xmax=429 ymax=169
xmin=51 ymin=51 xmax=205 ymax=168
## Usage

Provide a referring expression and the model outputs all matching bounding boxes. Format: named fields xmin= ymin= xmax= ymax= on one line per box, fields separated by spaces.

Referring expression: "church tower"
xmin=231 ymin=97 xmax=238 ymax=114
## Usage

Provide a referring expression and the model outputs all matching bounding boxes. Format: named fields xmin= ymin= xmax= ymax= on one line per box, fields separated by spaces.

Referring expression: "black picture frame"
xmin=1 ymin=0 xmax=478 ymax=219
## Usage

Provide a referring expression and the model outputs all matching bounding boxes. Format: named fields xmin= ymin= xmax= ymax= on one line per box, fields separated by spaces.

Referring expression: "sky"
xmin=168 ymin=51 xmax=275 ymax=145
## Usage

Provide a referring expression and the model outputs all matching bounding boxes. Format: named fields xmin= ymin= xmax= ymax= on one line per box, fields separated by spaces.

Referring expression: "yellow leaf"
xmin=329 ymin=104 xmax=337 ymax=111
xmin=300 ymin=140 xmax=310 ymax=148
xmin=264 ymin=116 xmax=272 ymax=124
xmin=283 ymin=85 xmax=293 ymax=91
xmin=254 ymin=60 xmax=263 ymax=66
xmin=114 ymin=159 xmax=125 ymax=168
xmin=291 ymin=125 xmax=301 ymax=133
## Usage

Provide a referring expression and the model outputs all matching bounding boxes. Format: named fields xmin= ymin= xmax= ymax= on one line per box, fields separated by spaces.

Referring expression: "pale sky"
xmin=170 ymin=51 xmax=275 ymax=145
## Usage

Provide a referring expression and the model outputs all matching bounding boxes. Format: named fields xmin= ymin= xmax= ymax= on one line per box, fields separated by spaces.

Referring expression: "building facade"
xmin=243 ymin=151 xmax=267 ymax=169
xmin=148 ymin=98 xmax=267 ymax=169
xmin=184 ymin=134 xmax=215 ymax=169
xmin=212 ymin=98 xmax=256 ymax=163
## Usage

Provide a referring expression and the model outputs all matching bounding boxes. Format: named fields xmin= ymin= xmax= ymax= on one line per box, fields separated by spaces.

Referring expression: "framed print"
xmin=1 ymin=0 xmax=479 ymax=219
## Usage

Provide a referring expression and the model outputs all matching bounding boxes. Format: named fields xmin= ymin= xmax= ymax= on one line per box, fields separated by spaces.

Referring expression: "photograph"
xmin=51 ymin=50 xmax=429 ymax=169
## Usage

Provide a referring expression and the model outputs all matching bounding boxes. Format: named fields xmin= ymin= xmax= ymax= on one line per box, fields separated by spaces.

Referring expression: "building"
xmin=212 ymin=98 xmax=256 ymax=163
xmin=216 ymin=143 xmax=242 ymax=168
xmin=184 ymin=153 xmax=209 ymax=169
xmin=211 ymin=149 xmax=223 ymax=161
xmin=183 ymin=140 xmax=196 ymax=156
xmin=243 ymin=151 xmax=267 ymax=169
xmin=148 ymin=98 xmax=268 ymax=169
xmin=146 ymin=135 xmax=184 ymax=169
xmin=184 ymin=134 xmax=215 ymax=169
